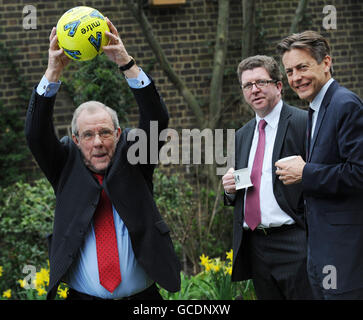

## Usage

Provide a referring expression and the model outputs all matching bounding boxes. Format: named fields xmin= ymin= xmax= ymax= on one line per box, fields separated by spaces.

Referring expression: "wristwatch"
xmin=119 ymin=57 xmax=135 ymax=72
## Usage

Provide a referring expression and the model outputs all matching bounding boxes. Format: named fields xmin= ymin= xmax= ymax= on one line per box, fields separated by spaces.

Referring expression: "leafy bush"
xmin=159 ymin=250 xmax=256 ymax=300
xmin=62 ymin=53 xmax=136 ymax=127
xmin=0 ymin=170 xmax=236 ymax=298
xmin=0 ymin=101 xmax=29 ymax=187
xmin=153 ymin=169 xmax=234 ymax=274
xmin=0 ymin=179 xmax=54 ymax=297
xmin=0 ymin=41 xmax=31 ymax=188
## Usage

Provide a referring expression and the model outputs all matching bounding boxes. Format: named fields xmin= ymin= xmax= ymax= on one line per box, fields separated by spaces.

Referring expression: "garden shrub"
xmin=0 ymin=179 xmax=54 ymax=297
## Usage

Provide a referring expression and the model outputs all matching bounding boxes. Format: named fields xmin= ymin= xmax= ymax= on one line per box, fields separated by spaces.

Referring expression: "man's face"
xmin=282 ymin=48 xmax=332 ymax=102
xmin=241 ymin=67 xmax=282 ymax=118
xmin=72 ymin=107 xmax=121 ymax=173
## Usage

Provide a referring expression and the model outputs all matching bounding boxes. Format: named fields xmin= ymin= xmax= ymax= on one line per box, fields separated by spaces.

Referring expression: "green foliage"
xmin=0 ymin=176 xmax=254 ymax=300
xmin=0 ymin=179 xmax=54 ymax=298
xmin=0 ymin=41 xmax=31 ymax=187
xmin=62 ymin=53 xmax=135 ymax=127
xmin=159 ymin=252 xmax=256 ymax=300
xmin=153 ymin=169 xmax=233 ymax=274
xmin=0 ymin=101 xmax=29 ymax=187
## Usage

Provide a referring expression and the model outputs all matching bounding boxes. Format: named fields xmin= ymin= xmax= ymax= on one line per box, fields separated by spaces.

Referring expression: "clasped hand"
xmin=275 ymin=155 xmax=305 ymax=185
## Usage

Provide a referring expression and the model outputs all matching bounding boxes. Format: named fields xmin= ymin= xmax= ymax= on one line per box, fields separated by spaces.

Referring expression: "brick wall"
xmin=0 ymin=0 xmax=362 ymax=178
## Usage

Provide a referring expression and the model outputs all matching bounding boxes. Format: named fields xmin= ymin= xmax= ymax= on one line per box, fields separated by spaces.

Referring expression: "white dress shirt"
xmin=243 ymin=100 xmax=295 ymax=229
xmin=309 ymin=78 xmax=335 ymax=139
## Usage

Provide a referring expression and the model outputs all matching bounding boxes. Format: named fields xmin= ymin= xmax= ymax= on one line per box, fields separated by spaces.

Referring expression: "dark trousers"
xmin=245 ymin=225 xmax=314 ymax=300
xmin=66 ymin=283 xmax=163 ymax=300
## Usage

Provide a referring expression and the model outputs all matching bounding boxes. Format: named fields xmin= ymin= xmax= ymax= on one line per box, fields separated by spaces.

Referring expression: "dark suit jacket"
xmin=226 ymin=102 xmax=307 ymax=281
xmin=25 ymin=80 xmax=181 ymax=299
xmin=302 ymin=80 xmax=363 ymax=294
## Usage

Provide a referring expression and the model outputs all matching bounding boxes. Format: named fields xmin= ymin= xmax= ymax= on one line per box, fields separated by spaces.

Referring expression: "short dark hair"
xmin=237 ymin=55 xmax=283 ymax=85
xmin=277 ymin=30 xmax=333 ymax=74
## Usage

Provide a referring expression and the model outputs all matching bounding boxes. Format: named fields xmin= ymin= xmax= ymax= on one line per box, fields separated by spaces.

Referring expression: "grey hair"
xmin=71 ymin=101 xmax=120 ymax=136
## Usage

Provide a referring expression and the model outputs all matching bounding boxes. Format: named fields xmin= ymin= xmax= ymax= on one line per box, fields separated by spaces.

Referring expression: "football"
xmin=56 ymin=6 xmax=110 ymax=61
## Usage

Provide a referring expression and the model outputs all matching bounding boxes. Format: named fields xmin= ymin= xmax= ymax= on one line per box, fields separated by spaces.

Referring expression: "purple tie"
xmin=245 ymin=119 xmax=267 ymax=230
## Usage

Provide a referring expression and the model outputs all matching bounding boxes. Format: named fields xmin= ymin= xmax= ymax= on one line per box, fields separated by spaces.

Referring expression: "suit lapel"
xmin=308 ymin=80 xmax=338 ymax=162
xmin=237 ymin=119 xmax=255 ymax=169
xmin=272 ymin=103 xmax=291 ymax=182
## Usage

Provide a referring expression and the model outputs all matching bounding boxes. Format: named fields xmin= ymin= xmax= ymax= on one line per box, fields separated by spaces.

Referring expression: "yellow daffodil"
xmin=36 ymin=287 xmax=47 ymax=296
xmin=2 ymin=289 xmax=11 ymax=299
xmin=226 ymin=249 xmax=233 ymax=262
xmin=33 ymin=275 xmax=43 ymax=289
xmin=33 ymin=268 xmax=50 ymax=288
xmin=212 ymin=264 xmax=221 ymax=272
xmin=204 ymin=263 xmax=212 ymax=272
xmin=0 ymin=266 xmax=3 ymax=277
xmin=199 ymin=254 xmax=210 ymax=266
xmin=18 ymin=279 xmax=27 ymax=288
xmin=57 ymin=287 xmax=68 ymax=299
xmin=38 ymin=268 xmax=50 ymax=285
xmin=224 ymin=266 xmax=232 ymax=276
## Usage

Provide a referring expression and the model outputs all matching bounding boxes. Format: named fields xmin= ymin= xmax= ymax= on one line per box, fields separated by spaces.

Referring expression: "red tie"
xmin=93 ymin=174 xmax=122 ymax=293
xmin=245 ymin=119 xmax=267 ymax=230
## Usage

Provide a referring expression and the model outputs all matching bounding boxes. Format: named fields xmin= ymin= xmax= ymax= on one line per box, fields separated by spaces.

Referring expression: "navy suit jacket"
xmin=302 ymin=80 xmax=363 ymax=294
xmin=25 ymin=81 xmax=181 ymax=299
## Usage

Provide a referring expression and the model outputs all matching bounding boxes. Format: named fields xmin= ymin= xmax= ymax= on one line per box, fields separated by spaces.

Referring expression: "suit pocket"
xmin=154 ymin=220 xmax=170 ymax=234
xmin=324 ymin=211 xmax=363 ymax=225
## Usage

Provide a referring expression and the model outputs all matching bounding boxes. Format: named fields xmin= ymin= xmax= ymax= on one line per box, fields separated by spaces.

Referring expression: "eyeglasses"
xmin=78 ymin=129 xmax=116 ymax=141
xmin=242 ymin=79 xmax=277 ymax=91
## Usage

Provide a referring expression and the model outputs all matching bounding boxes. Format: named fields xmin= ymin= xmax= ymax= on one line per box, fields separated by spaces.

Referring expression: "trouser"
xmin=66 ymin=283 xmax=163 ymax=300
xmin=245 ymin=224 xmax=314 ymax=300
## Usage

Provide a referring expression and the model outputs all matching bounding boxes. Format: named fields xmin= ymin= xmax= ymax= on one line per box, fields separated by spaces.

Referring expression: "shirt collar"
xmin=256 ymin=99 xmax=283 ymax=130
xmin=310 ymin=78 xmax=335 ymax=112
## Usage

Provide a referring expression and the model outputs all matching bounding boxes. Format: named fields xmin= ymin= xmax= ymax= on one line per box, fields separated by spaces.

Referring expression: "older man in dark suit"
xmin=25 ymin=18 xmax=180 ymax=300
xmin=222 ymin=55 xmax=313 ymax=299
xmin=276 ymin=30 xmax=363 ymax=299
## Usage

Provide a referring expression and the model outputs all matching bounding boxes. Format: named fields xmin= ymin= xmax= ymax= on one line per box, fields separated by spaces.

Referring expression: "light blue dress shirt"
xmin=36 ymin=67 xmax=151 ymax=96
xmin=37 ymin=68 xmax=153 ymax=298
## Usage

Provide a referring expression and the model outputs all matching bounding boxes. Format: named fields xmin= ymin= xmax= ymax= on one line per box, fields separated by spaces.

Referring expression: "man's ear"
xmin=276 ymin=81 xmax=283 ymax=92
xmin=72 ymin=134 xmax=80 ymax=146
xmin=115 ymin=127 xmax=121 ymax=143
xmin=323 ymin=55 xmax=332 ymax=74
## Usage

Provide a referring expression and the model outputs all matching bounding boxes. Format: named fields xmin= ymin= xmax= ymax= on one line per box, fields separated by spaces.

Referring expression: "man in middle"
xmin=222 ymin=55 xmax=313 ymax=299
